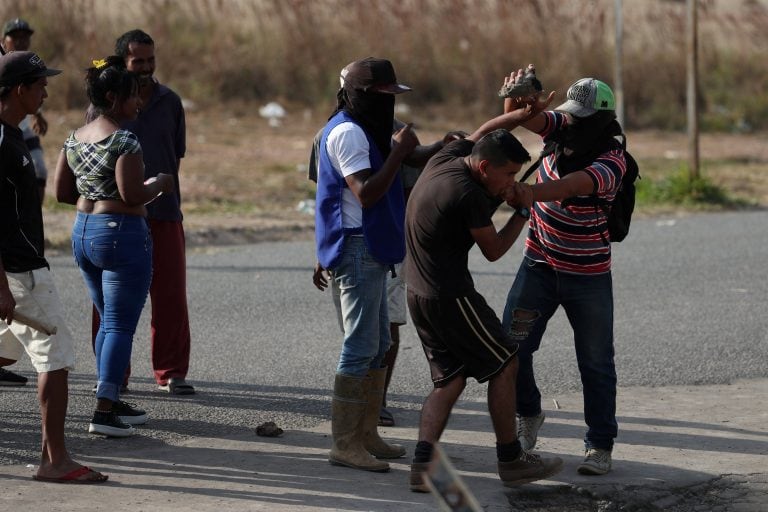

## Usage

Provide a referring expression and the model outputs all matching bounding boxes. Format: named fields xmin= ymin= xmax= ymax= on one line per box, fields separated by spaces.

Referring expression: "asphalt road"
xmin=2 ymin=210 xmax=767 ymax=466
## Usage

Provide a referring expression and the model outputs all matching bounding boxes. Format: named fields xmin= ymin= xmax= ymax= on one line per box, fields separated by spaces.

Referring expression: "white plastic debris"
xmin=259 ymin=101 xmax=286 ymax=127
xmin=296 ymin=199 xmax=315 ymax=215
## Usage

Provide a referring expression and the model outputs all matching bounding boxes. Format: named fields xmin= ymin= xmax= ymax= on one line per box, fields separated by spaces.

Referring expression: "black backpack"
xmin=601 ymin=134 xmax=639 ymax=242
xmin=520 ymin=133 xmax=640 ymax=243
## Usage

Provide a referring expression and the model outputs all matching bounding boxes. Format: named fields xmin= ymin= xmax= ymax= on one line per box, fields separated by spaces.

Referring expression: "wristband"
xmin=514 ymin=207 xmax=530 ymax=220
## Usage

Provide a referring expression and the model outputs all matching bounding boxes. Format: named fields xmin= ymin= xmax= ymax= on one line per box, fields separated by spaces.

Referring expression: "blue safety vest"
xmin=315 ymin=111 xmax=405 ymax=269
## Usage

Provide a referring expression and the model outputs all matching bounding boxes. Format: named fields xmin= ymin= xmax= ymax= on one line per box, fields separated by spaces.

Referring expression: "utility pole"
xmin=686 ymin=0 xmax=700 ymax=180
xmin=614 ymin=0 xmax=625 ymax=129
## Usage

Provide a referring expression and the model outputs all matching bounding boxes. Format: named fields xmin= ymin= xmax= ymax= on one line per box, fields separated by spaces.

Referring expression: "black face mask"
xmin=552 ymin=111 xmax=622 ymax=175
xmin=333 ymin=86 xmax=395 ymax=159
xmin=560 ymin=111 xmax=618 ymax=154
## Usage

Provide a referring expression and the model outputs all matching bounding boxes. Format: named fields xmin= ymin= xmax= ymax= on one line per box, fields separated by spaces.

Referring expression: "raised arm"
xmin=502 ymin=68 xmax=555 ymax=134
xmin=404 ymin=131 xmax=467 ymax=168
xmin=467 ymin=91 xmax=554 ymax=143
xmin=345 ymin=124 xmax=418 ymax=208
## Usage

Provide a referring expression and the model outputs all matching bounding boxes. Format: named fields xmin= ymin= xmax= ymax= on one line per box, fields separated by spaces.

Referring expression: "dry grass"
xmin=8 ymin=0 xmax=763 ymax=254
xmin=39 ymin=106 xmax=768 ymax=253
xmin=4 ymin=0 xmax=768 ymax=130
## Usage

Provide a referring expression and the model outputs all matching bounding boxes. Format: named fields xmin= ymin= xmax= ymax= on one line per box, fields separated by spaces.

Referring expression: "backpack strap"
xmin=518 ymin=139 xmax=557 ymax=184
xmin=518 ymin=157 xmax=540 ymax=183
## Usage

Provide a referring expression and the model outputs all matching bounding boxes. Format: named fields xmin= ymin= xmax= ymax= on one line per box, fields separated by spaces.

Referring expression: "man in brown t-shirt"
xmin=405 ymin=104 xmax=564 ymax=491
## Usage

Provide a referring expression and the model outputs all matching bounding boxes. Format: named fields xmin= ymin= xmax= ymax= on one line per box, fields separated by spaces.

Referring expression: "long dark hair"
xmin=85 ymin=55 xmax=138 ymax=114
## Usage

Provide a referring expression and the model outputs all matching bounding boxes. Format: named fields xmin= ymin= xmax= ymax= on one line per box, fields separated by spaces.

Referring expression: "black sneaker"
xmin=0 ymin=367 xmax=28 ymax=386
xmin=89 ymin=410 xmax=135 ymax=437
xmin=111 ymin=400 xmax=148 ymax=425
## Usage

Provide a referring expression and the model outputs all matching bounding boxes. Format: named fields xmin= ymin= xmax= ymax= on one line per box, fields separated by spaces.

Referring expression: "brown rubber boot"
xmin=362 ymin=367 xmax=406 ymax=459
xmin=329 ymin=373 xmax=390 ymax=472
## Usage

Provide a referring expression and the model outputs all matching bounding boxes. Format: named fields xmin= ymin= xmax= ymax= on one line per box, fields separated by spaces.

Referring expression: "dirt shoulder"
xmin=39 ymin=108 xmax=768 ymax=255
xmin=43 ymin=210 xmax=316 ymax=256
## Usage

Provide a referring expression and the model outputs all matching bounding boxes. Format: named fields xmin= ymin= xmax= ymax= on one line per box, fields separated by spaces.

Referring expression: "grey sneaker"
xmin=517 ymin=412 xmax=545 ymax=451
xmin=498 ymin=450 xmax=564 ymax=487
xmin=577 ymin=448 xmax=612 ymax=475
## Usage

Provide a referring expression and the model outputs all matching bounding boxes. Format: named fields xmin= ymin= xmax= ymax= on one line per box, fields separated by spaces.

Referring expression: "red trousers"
xmin=92 ymin=219 xmax=191 ymax=385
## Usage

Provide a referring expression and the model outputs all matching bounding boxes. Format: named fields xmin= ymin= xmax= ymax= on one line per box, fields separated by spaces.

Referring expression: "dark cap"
xmin=0 ymin=51 xmax=61 ymax=87
xmin=340 ymin=57 xmax=411 ymax=94
xmin=3 ymin=18 xmax=34 ymax=37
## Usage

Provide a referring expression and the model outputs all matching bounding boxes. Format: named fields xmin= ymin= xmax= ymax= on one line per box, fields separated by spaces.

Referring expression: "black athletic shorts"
xmin=407 ymin=289 xmax=519 ymax=387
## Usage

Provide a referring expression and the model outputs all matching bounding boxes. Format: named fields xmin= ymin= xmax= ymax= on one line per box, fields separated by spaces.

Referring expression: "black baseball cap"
xmin=3 ymin=18 xmax=34 ymax=37
xmin=0 ymin=51 xmax=61 ymax=87
xmin=340 ymin=58 xmax=411 ymax=94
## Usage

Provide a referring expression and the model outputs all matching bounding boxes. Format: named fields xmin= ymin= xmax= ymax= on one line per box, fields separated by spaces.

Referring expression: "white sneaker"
xmin=577 ymin=448 xmax=612 ymax=475
xmin=517 ymin=412 xmax=545 ymax=451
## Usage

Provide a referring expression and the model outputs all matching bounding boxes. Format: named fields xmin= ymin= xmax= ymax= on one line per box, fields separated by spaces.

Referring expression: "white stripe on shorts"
xmin=454 ymin=296 xmax=510 ymax=363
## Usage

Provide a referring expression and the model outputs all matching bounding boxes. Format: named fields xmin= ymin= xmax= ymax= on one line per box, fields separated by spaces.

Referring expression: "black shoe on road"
xmin=111 ymin=400 xmax=148 ymax=425
xmin=0 ymin=367 xmax=28 ymax=386
xmin=89 ymin=410 xmax=135 ymax=437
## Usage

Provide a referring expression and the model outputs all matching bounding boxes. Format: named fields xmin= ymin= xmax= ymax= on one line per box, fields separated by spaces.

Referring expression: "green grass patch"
xmin=636 ymin=165 xmax=747 ymax=210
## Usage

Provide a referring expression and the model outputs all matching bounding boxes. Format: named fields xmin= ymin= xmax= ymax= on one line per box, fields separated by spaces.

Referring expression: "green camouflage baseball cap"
xmin=555 ymin=78 xmax=615 ymax=118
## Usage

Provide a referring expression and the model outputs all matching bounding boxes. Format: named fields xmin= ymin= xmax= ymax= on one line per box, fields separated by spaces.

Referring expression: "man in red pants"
xmin=91 ymin=29 xmax=193 ymax=395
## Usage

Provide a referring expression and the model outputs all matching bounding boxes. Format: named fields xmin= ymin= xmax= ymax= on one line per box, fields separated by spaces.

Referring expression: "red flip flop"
xmin=33 ymin=466 xmax=109 ymax=484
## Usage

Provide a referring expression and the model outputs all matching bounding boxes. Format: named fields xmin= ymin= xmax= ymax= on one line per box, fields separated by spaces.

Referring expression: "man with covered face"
xmin=313 ymin=57 xmax=418 ymax=472
xmin=500 ymin=75 xmax=628 ymax=476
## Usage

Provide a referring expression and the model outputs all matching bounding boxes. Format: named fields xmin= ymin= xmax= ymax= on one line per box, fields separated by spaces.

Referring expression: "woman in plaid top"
xmin=54 ymin=56 xmax=174 ymax=438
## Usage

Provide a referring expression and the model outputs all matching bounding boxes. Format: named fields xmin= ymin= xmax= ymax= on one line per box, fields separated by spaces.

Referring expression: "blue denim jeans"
xmin=72 ymin=212 xmax=152 ymax=402
xmin=502 ymin=258 xmax=617 ymax=451
xmin=329 ymin=236 xmax=391 ymax=377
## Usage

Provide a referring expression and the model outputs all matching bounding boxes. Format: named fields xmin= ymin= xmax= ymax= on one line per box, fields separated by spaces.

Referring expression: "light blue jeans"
xmin=330 ymin=237 xmax=391 ymax=377
xmin=72 ymin=212 xmax=152 ymax=402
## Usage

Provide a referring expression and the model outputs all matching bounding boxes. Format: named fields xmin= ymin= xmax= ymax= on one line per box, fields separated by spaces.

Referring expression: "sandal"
xmin=158 ymin=377 xmax=195 ymax=395
xmin=33 ymin=466 xmax=108 ymax=484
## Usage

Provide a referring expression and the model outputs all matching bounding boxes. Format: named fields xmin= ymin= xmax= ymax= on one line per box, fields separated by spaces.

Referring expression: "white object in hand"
xmin=144 ymin=176 xmax=162 ymax=204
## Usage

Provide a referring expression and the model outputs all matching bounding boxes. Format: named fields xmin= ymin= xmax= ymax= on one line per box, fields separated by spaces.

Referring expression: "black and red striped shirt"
xmin=524 ymin=112 xmax=626 ymax=275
